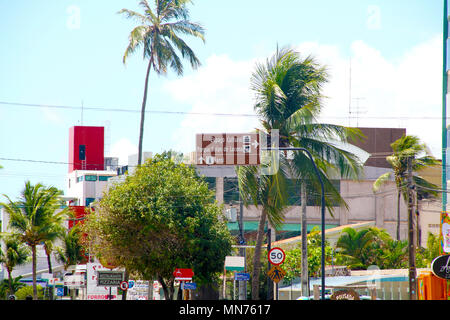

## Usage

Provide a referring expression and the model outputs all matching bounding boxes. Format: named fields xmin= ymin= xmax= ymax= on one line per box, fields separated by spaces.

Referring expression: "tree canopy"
xmin=82 ymin=154 xmax=233 ymax=299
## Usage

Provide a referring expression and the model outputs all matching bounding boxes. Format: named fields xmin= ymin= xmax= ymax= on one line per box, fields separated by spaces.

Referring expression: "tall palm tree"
xmin=238 ymin=47 xmax=364 ymax=299
xmin=119 ymin=0 xmax=205 ymax=165
xmin=1 ymin=181 xmax=66 ymax=300
xmin=0 ymin=235 xmax=29 ymax=297
xmin=373 ymin=135 xmax=440 ymax=240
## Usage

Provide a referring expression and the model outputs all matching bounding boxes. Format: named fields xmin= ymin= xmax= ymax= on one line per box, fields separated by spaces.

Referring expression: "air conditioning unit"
xmin=225 ymin=208 xmax=237 ymax=222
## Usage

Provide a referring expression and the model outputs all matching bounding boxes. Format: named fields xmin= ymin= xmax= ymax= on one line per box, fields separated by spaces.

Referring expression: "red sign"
xmin=173 ymin=268 xmax=194 ymax=281
xmin=196 ymin=133 xmax=260 ymax=166
xmin=268 ymin=247 xmax=286 ymax=265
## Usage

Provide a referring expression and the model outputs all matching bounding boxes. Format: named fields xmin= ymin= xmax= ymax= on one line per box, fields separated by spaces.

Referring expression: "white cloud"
xmin=109 ymin=138 xmax=138 ymax=165
xmin=163 ymin=54 xmax=260 ymax=154
xmin=164 ymin=36 xmax=443 ymax=158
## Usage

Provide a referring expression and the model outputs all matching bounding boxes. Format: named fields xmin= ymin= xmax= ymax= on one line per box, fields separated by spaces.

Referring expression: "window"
xmin=77 ymin=176 xmax=84 ymax=183
xmin=85 ymin=198 xmax=95 ymax=207
xmin=85 ymin=175 xmax=97 ymax=181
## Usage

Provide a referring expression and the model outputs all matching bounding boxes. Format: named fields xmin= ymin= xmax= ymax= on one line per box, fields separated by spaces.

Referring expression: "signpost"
xmin=268 ymin=247 xmax=286 ymax=266
xmin=267 ymin=265 xmax=286 ymax=284
xmin=196 ymin=133 xmax=260 ymax=166
xmin=97 ymin=271 xmax=124 ymax=286
xmin=173 ymin=268 xmax=194 ymax=281
xmin=431 ymin=254 xmax=450 ymax=280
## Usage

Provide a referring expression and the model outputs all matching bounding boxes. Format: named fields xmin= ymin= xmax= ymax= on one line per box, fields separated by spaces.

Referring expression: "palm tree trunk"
xmin=7 ymin=268 xmax=13 ymax=297
xmin=138 ymin=58 xmax=153 ymax=166
xmin=300 ymin=182 xmax=309 ymax=297
xmin=396 ymin=191 xmax=401 ymax=241
xmin=32 ymin=245 xmax=37 ymax=300
xmin=45 ymin=248 xmax=54 ymax=300
xmin=251 ymin=207 xmax=267 ymax=300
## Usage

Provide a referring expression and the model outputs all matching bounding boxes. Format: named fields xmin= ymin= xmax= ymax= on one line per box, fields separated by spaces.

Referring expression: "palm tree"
xmin=0 ymin=235 xmax=29 ymax=297
xmin=55 ymin=225 xmax=86 ymax=271
xmin=335 ymin=227 xmax=383 ymax=269
xmin=373 ymin=135 xmax=440 ymax=240
xmin=238 ymin=47 xmax=364 ymax=299
xmin=1 ymin=181 xmax=66 ymax=300
xmin=119 ymin=0 xmax=205 ymax=165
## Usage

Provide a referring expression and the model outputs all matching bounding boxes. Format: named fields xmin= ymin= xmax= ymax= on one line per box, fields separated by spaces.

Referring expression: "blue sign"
xmin=235 ymin=273 xmax=250 ymax=281
xmin=128 ymin=280 xmax=135 ymax=289
xmin=183 ymin=282 xmax=197 ymax=290
xmin=56 ymin=287 xmax=64 ymax=297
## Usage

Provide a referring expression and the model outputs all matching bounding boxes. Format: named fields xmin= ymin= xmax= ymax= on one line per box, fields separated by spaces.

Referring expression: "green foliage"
xmin=334 ymin=227 xmax=442 ymax=270
xmin=15 ymin=285 xmax=44 ymax=300
xmin=83 ymin=155 xmax=233 ymax=299
xmin=284 ymin=227 xmax=333 ymax=281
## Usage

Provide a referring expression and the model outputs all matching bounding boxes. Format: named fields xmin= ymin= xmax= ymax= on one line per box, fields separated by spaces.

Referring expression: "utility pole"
xmin=407 ymin=156 xmax=417 ymax=300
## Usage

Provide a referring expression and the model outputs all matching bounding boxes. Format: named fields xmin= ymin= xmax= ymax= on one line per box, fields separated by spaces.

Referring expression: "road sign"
xmin=225 ymin=256 xmax=245 ymax=271
xmin=267 ymin=265 xmax=286 ymax=283
xmin=234 ymin=273 xmax=250 ymax=281
xmin=182 ymin=282 xmax=197 ymax=290
xmin=268 ymin=247 xmax=286 ymax=265
xmin=120 ymin=281 xmax=129 ymax=291
xmin=196 ymin=133 xmax=260 ymax=166
xmin=173 ymin=268 xmax=194 ymax=281
xmin=97 ymin=271 xmax=124 ymax=286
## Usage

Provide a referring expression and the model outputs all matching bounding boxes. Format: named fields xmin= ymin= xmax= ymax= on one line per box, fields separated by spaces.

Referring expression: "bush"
xmin=15 ymin=285 xmax=44 ymax=300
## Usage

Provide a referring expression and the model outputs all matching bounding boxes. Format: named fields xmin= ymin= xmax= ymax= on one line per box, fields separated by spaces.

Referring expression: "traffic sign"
xmin=234 ymin=273 xmax=251 ymax=281
xmin=182 ymin=282 xmax=197 ymax=290
xmin=173 ymin=268 xmax=194 ymax=281
xmin=267 ymin=265 xmax=286 ymax=283
xmin=120 ymin=281 xmax=129 ymax=291
xmin=268 ymin=247 xmax=285 ymax=265
xmin=196 ymin=133 xmax=260 ymax=166
xmin=97 ymin=271 xmax=124 ymax=286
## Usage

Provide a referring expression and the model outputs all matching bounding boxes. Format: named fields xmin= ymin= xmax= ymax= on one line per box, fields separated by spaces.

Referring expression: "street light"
xmin=263 ymin=146 xmax=326 ymax=300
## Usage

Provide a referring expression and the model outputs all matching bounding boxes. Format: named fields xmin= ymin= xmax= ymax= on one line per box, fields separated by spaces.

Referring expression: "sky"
xmin=0 ymin=0 xmax=445 ymax=201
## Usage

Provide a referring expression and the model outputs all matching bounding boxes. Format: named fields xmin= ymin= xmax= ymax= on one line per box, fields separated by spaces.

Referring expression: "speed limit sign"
xmin=268 ymin=247 xmax=285 ymax=265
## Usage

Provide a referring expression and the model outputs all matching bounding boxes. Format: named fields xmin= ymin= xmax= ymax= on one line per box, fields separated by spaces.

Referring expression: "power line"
xmin=0 ymin=100 xmax=446 ymax=120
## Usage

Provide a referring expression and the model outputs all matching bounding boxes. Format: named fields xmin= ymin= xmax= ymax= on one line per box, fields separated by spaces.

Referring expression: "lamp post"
xmin=264 ymin=146 xmax=326 ymax=300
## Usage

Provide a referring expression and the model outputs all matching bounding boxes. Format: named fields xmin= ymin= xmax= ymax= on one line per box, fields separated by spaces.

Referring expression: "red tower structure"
xmin=68 ymin=126 xmax=105 ymax=172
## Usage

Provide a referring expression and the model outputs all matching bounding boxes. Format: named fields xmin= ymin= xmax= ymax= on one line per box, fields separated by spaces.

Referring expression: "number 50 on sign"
xmin=268 ymin=247 xmax=285 ymax=265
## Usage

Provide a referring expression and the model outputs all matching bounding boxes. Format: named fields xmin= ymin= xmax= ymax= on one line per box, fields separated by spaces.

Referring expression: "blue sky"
xmin=0 ymin=0 xmax=445 ymax=200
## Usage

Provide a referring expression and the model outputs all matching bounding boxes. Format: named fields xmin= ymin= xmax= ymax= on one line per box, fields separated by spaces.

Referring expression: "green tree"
xmin=83 ymin=155 xmax=233 ymax=300
xmin=0 ymin=235 xmax=29 ymax=297
xmin=1 ymin=181 xmax=67 ymax=300
xmin=379 ymin=239 xmax=408 ymax=269
xmin=373 ymin=135 xmax=440 ymax=240
xmin=237 ymin=46 xmax=363 ymax=299
xmin=0 ymin=276 xmax=25 ymax=299
xmin=55 ymin=225 xmax=86 ymax=270
xmin=119 ymin=0 xmax=205 ymax=165
xmin=335 ymin=227 xmax=390 ymax=269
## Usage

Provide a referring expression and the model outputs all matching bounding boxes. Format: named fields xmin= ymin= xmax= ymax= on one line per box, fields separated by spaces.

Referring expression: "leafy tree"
xmin=119 ymin=0 xmax=205 ymax=165
xmin=55 ymin=225 xmax=86 ymax=270
xmin=82 ymin=155 xmax=233 ymax=300
xmin=15 ymin=285 xmax=44 ymax=300
xmin=335 ymin=227 xmax=390 ymax=269
xmin=373 ymin=135 xmax=440 ymax=240
xmin=238 ymin=46 xmax=363 ymax=299
xmin=379 ymin=239 xmax=408 ymax=269
xmin=0 ymin=276 xmax=25 ymax=299
xmin=0 ymin=181 xmax=67 ymax=300
xmin=0 ymin=235 xmax=29 ymax=297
